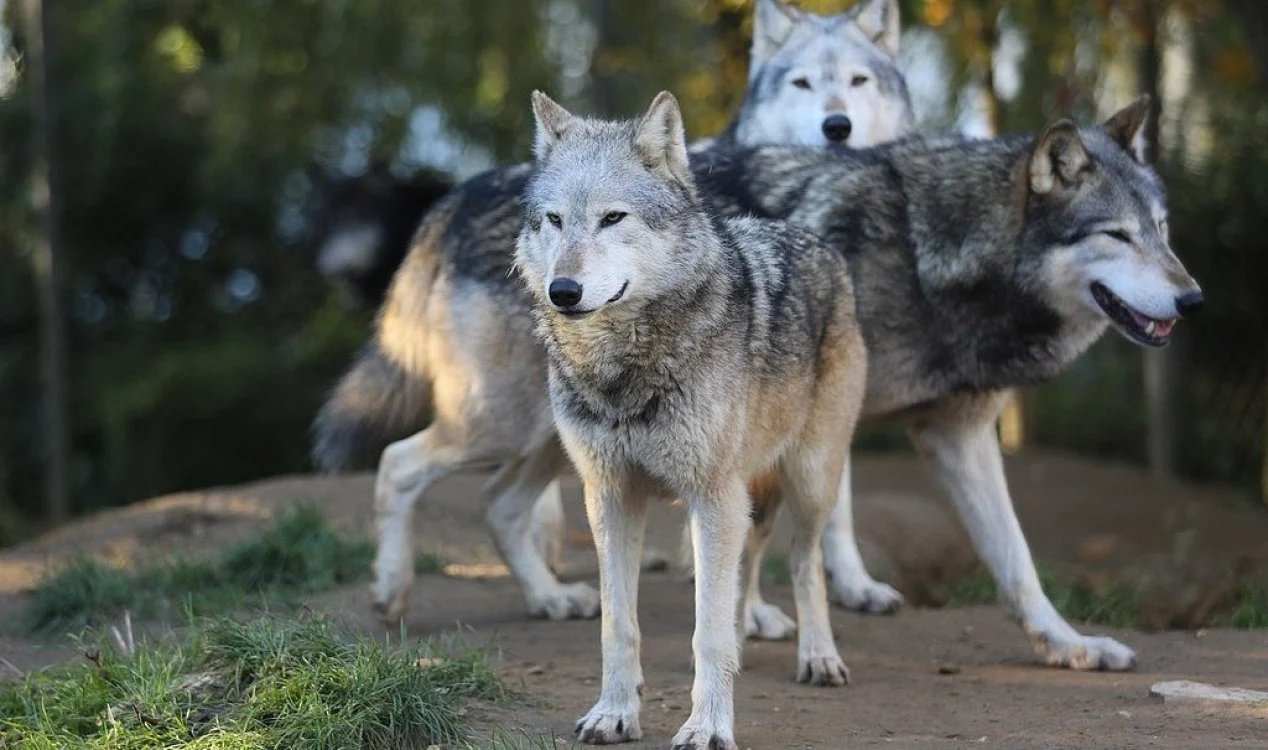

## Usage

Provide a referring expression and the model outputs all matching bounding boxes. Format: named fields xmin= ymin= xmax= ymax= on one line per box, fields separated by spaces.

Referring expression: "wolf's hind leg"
xmin=740 ymin=474 xmax=796 ymax=641
xmin=373 ymin=425 xmax=473 ymax=624
xmin=486 ymin=442 xmax=599 ymax=621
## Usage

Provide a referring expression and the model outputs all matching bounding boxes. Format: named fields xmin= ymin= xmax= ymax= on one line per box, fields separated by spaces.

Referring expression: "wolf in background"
xmin=518 ymin=89 xmax=864 ymax=749
xmin=313 ymin=0 xmax=916 ymax=638
xmin=310 ymin=0 xmax=910 ymax=310
xmin=688 ymin=94 xmax=1203 ymax=669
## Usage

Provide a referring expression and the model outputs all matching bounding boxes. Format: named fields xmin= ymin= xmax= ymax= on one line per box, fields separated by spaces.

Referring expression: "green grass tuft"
xmin=0 ymin=614 xmax=503 ymax=749
xmin=760 ymin=554 xmax=791 ymax=587
xmin=944 ymin=566 xmax=1268 ymax=630
xmin=20 ymin=506 xmax=449 ymax=637
xmin=1214 ymin=581 xmax=1268 ymax=628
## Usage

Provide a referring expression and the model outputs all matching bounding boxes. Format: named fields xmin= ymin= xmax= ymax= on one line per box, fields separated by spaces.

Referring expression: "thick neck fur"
xmin=537 ymin=216 xmax=738 ymax=425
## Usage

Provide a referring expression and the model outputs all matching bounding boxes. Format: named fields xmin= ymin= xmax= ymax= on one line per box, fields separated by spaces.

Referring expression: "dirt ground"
xmin=2 ymin=449 xmax=1267 ymax=748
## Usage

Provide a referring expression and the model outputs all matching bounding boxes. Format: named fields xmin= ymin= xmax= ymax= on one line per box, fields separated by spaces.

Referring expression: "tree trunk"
xmin=972 ymin=4 xmax=1026 ymax=453
xmin=21 ymin=0 xmax=71 ymax=523
xmin=1136 ymin=0 xmax=1174 ymax=480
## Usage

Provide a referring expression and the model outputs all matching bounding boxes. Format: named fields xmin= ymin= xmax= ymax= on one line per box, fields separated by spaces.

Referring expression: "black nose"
xmin=548 ymin=277 xmax=583 ymax=308
xmin=822 ymin=114 xmax=852 ymax=143
xmin=1175 ymin=291 xmax=1204 ymax=316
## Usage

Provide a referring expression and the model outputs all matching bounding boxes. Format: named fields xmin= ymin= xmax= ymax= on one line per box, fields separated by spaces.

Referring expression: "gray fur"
xmin=516 ymin=92 xmax=861 ymax=749
xmin=316 ymin=95 xmax=1202 ymax=673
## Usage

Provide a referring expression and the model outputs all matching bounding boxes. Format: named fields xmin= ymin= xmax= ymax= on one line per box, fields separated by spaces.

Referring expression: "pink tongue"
xmin=1128 ymin=308 xmax=1154 ymax=329
xmin=1154 ymin=319 xmax=1176 ymax=338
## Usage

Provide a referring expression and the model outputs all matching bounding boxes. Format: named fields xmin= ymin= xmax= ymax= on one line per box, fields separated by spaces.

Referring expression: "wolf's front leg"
xmin=910 ymin=392 xmax=1136 ymax=671
xmin=575 ymin=478 xmax=649 ymax=745
xmin=671 ymin=484 xmax=747 ymax=750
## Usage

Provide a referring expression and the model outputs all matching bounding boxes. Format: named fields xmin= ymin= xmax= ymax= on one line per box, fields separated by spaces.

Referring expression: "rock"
xmin=1149 ymin=680 xmax=1268 ymax=705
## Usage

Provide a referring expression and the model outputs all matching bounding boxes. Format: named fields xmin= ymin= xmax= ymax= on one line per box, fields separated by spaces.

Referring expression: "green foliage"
xmin=945 ymin=567 xmax=1146 ymax=629
xmin=944 ymin=566 xmax=1268 ymax=630
xmin=0 ymin=0 xmax=1265 ymax=531
xmin=0 ymin=614 xmax=503 ymax=749
xmin=1215 ymin=581 xmax=1268 ymax=629
xmin=20 ymin=506 xmax=379 ymax=635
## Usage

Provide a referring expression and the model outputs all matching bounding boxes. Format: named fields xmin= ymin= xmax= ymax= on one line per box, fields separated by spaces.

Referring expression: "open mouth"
xmin=1090 ymin=282 xmax=1176 ymax=347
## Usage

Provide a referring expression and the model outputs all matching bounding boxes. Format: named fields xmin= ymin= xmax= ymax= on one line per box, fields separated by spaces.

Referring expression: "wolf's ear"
xmin=751 ymin=0 xmax=804 ymax=71
xmin=1102 ymin=95 xmax=1152 ymax=163
xmin=852 ymin=0 xmax=901 ymax=57
xmin=1029 ymin=120 xmax=1091 ymax=197
xmin=530 ymin=90 xmax=576 ymax=160
xmin=635 ymin=91 xmax=692 ymax=188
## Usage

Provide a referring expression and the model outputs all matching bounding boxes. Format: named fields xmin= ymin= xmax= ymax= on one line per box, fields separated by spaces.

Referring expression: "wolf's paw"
xmin=744 ymin=600 xmax=796 ymax=641
xmin=797 ymin=653 xmax=851 ymax=687
xmin=370 ymin=567 xmax=413 ymax=625
xmin=575 ymin=704 xmax=641 ymax=744
xmin=827 ymin=573 xmax=903 ymax=615
xmin=670 ymin=721 xmax=737 ymax=750
xmin=1029 ymin=630 xmax=1137 ymax=671
xmin=527 ymin=582 xmax=601 ymax=620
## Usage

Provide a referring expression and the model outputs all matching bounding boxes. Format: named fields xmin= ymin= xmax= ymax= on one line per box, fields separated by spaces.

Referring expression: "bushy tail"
xmin=310 ymin=339 xmax=433 ymax=473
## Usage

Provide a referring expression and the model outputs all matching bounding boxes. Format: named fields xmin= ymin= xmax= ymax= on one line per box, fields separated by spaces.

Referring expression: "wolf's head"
xmin=735 ymin=0 xmax=914 ymax=149
xmin=516 ymin=91 xmax=704 ymax=319
xmin=1025 ymin=96 xmax=1203 ymax=348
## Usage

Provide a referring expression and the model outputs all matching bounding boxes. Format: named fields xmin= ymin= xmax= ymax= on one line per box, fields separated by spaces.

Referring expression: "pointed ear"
xmin=750 ymin=0 xmax=803 ymax=71
xmin=852 ymin=0 xmax=901 ymax=57
xmin=1029 ymin=120 xmax=1091 ymax=196
xmin=634 ymin=91 xmax=693 ymax=189
xmin=530 ymin=90 xmax=576 ymax=160
xmin=1102 ymin=95 xmax=1152 ymax=163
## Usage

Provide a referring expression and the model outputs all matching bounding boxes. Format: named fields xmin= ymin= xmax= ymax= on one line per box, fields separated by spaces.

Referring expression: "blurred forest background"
xmin=0 ymin=0 xmax=1264 ymax=544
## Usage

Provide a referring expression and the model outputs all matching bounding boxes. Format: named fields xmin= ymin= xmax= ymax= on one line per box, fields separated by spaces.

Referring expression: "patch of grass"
xmin=943 ymin=567 xmax=1143 ymax=628
xmin=760 ymin=553 xmax=792 ymax=587
xmin=943 ymin=566 xmax=1268 ymax=630
xmin=415 ymin=551 xmax=447 ymax=575
xmin=0 ymin=614 xmax=503 ymax=749
xmin=1214 ymin=581 xmax=1268 ymax=628
xmin=21 ymin=506 xmax=381 ymax=636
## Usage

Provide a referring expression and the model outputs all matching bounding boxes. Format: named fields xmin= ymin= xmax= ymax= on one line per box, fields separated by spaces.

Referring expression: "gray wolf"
xmin=320 ymin=78 xmax=1201 ymax=674
xmin=517 ymin=89 xmax=863 ymax=750
xmin=689 ymin=93 xmax=1203 ymax=670
xmin=705 ymin=0 xmax=912 ymax=150
xmin=312 ymin=0 xmax=915 ymax=632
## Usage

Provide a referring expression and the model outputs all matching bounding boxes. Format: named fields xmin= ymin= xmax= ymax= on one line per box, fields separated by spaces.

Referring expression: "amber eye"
xmin=791 ymin=77 xmax=812 ymax=90
xmin=600 ymin=211 xmax=627 ymax=228
xmin=546 ymin=212 xmax=562 ymax=229
xmin=851 ymin=74 xmax=870 ymax=87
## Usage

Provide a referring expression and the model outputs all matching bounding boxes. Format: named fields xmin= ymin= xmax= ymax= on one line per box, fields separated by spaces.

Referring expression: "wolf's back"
xmin=310 ymin=165 xmax=533 ymax=473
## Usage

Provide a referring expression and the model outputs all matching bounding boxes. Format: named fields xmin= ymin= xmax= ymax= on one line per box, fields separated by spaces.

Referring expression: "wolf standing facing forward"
xmin=516 ymin=91 xmax=867 ymax=749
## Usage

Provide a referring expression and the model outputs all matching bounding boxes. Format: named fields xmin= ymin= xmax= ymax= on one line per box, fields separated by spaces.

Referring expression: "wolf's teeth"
xmin=1145 ymin=321 xmax=1156 ymax=336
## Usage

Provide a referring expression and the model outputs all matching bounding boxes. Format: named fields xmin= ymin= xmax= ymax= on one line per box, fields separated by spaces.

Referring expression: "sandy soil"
xmin=2 ymin=449 xmax=1267 ymax=748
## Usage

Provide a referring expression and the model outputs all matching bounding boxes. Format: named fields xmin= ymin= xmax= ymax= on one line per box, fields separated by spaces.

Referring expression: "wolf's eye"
xmin=791 ymin=77 xmax=812 ymax=90
xmin=546 ymin=212 xmax=562 ymax=229
xmin=1103 ymin=229 xmax=1132 ymax=244
xmin=850 ymin=75 xmax=870 ymax=87
xmin=600 ymin=211 xmax=627 ymax=228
